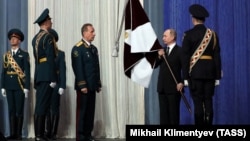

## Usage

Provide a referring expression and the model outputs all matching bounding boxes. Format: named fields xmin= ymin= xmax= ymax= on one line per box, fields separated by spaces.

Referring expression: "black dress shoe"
xmin=51 ymin=135 xmax=57 ymax=140
xmin=35 ymin=136 xmax=49 ymax=141
xmin=6 ymin=135 xmax=17 ymax=140
xmin=87 ymin=136 xmax=96 ymax=141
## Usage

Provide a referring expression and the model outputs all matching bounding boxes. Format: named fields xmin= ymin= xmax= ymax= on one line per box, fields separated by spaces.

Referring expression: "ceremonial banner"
xmin=124 ymin=0 xmax=162 ymax=88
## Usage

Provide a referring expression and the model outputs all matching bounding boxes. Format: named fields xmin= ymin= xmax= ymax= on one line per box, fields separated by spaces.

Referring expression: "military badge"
xmin=73 ymin=50 xmax=79 ymax=57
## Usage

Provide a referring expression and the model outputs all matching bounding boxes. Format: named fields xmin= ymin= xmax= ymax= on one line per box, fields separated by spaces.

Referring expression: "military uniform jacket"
xmin=1 ymin=49 xmax=30 ymax=90
xmin=71 ymin=40 xmax=102 ymax=91
xmin=181 ymin=24 xmax=222 ymax=80
xmin=32 ymin=29 xmax=57 ymax=84
xmin=155 ymin=45 xmax=183 ymax=94
xmin=55 ymin=50 xmax=66 ymax=90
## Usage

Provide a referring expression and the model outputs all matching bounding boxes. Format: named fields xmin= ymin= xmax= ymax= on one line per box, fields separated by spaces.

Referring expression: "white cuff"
xmin=184 ymin=80 xmax=189 ymax=86
xmin=58 ymin=88 xmax=64 ymax=95
xmin=1 ymin=88 xmax=6 ymax=97
xmin=215 ymin=80 xmax=220 ymax=86
xmin=50 ymin=82 xmax=56 ymax=88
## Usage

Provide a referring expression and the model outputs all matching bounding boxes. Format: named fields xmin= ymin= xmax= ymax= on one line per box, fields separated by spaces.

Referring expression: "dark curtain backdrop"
xmin=0 ymin=0 xmax=28 ymax=136
xmin=145 ymin=0 xmax=250 ymax=125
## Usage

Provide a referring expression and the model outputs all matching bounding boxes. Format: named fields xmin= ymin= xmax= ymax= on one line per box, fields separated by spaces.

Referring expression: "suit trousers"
xmin=158 ymin=93 xmax=181 ymax=125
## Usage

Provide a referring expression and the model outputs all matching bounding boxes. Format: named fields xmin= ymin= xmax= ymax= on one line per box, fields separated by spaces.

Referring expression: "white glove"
xmin=58 ymin=88 xmax=64 ymax=95
xmin=215 ymin=80 xmax=220 ymax=86
xmin=50 ymin=82 xmax=56 ymax=88
xmin=184 ymin=80 xmax=189 ymax=86
xmin=24 ymin=89 xmax=29 ymax=98
xmin=1 ymin=88 xmax=6 ymax=97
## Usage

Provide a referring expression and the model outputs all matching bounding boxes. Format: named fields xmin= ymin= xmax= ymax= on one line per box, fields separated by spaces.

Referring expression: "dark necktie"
xmin=166 ymin=47 xmax=170 ymax=56
xmin=13 ymin=51 xmax=16 ymax=56
xmin=90 ymin=44 xmax=95 ymax=54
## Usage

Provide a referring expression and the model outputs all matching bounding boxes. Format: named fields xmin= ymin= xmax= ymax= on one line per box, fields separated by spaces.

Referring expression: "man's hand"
xmin=1 ymin=88 xmax=6 ymax=97
xmin=177 ymin=83 xmax=184 ymax=92
xmin=50 ymin=82 xmax=56 ymax=88
xmin=158 ymin=49 xmax=165 ymax=56
xmin=96 ymin=88 xmax=102 ymax=93
xmin=58 ymin=88 xmax=65 ymax=95
xmin=81 ymin=88 xmax=88 ymax=94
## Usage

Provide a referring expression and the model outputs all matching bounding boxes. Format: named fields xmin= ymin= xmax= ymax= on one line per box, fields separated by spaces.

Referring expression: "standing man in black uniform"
xmin=1 ymin=28 xmax=30 ymax=140
xmin=156 ymin=29 xmax=184 ymax=125
xmin=71 ymin=23 xmax=102 ymax=141
xmin=32 ymin=8 xmax=57 ymax=141
xmin=44 ymin=29 xmax=66 ymax=140
xmin=181 ymin=4 xmax=222 ymax=125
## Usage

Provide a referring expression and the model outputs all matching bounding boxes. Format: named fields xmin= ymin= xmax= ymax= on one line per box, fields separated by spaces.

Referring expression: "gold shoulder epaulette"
xmin=76 ymin=41 xmax=83 ymax=47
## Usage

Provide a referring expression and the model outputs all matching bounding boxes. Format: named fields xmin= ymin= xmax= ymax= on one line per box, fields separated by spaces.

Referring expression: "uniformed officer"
xmin=44 ymin=29 xmax=66 ymax=140
xmin=71 ymin=23 xmax=102 ymax=141
xmin=1 ymin=28 xmax=30 ymax=140
xmin=181 ymin=4 xmax=222 ymax=125
xmin=32 ymin=8 xmax=57 ymax=141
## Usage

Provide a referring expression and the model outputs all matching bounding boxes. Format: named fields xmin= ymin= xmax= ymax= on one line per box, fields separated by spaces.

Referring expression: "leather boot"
xmin=35 ymin=115 xmax=48 ymax=141
xmin=194 ymin=114 xmax=204 ymax=125
xmin=0 ymin=131 xmax=7 ymax=141
xmin=16 ymin=116 xmax=23 ymax=140
xmin=204 ymin=113 xmax=213 ymax=125
xmin=45 ymin=113 xmax=51 ymax=139
xmin=51 ymin=115 xmax=59 ymax=140
xmin=6 ymin=115 xmax=17 ymax=139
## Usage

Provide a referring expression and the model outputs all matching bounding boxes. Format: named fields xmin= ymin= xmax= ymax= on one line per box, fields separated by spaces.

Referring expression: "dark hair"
xmin=81 ymin=23 xmax=93 ymax=35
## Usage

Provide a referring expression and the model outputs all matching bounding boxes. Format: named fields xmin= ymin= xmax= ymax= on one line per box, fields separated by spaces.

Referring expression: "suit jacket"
xmin=32 ymin=29 xmax=57 ymax=85
xmin=71 ymin=40 xmax=102 ymax=91
xmin=156 ymin=45 xmax=183 ymax=94
xmin=1 ymin=49 xmax=30 ymax=90
xmin=181 ymin=24 xmax=221 ymax=80
xmin=54 ymin=50 xmax=66 ymax=90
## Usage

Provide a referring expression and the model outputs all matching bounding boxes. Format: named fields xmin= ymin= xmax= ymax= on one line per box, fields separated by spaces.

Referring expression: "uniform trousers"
xmin=35 ymin=82 xmax=53 ymax=115
xmin=76 ymin=90 xmax=96 ymax=141
xmin=34 ymin=82 xmax=53 ymax=140
xmin=49 ymin=87 xmax=61 ymax=115
xmin=189 ymin=79 xmax=215 ymax=125
xmin=6 ymin=90 xmax=25 ymax=117
xmin=6 ymin=89 xmax=25 ymax=139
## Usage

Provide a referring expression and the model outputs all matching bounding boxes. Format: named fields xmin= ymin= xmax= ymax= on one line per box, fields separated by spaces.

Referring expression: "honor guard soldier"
xmin=181 ymin=4 xmax=222 ymax=125
xmin=71 ymin=23 xmax=102 ymax=141
xmin=1 ymin=28 xmax=30 ymax=140
xmin=32 ymin=8 xmax=57 ymax=141
xmin=44 ymin=29 xmax=66 ymax=140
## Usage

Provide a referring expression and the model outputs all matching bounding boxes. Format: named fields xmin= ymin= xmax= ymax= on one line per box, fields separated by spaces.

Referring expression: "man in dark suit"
xmin=32 ymin=8 xmax=57 ymax=141
xmin=44 ymin=29 xmax=66 ymax=140
xmin=156 ymin=29 xmax=184 ymax=125
xmin=181 ymin=4 xmax=222 ymax=125
xmin=1 ymin=28 xmax=30 ymax=140
xmin=71 ymin=23 xmax=102 ymax=141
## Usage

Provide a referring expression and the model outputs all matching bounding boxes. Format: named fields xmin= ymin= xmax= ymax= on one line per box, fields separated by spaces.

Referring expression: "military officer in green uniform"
xmin=1 ymin=28 xmax=30 ymax=140
xmin=44 ymin=29 xmax=66 ymax=140
xmin=71 ymin=23 xmax=102 ymax=141
xmin=32 ymin=8 xmax=57 ymax=141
